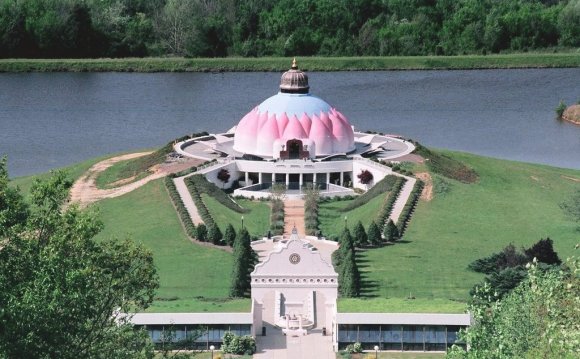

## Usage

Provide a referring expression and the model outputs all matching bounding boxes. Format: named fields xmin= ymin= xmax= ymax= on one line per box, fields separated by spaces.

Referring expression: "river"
xmin=0 ymin=68 xmax=579 ymax=177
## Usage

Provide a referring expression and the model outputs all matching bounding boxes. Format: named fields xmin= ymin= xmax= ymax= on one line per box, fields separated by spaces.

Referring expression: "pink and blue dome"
xmin=233 ymin=60 xmax=355 ymax=157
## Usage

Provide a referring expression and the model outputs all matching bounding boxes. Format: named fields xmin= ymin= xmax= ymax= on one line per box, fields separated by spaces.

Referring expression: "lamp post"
xmin=241 ymin=215 xmax=244 ymax=229
xmin=374 ymin=345 xmax=379 ymax=358
xmin=210 ymin=345 xmax=215 ymax=359
xmin=344 ymin=215 xmax=347 ymax=229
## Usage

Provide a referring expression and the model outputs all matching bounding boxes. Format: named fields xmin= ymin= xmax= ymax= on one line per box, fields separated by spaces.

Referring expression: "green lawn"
xmin=1 ymin=53 xmax=579 ymax=72
xmin=94 ymin=157 xmax=150 ymax=189
xmin=358 ymin=151 xmax=580 ymax=301
xmin=93 ymin=179 xmax=249 ymax=312
xmin=9 ymin=155 xmax=107 ymax=197
xmin=319 ymin=193 xmax=390 ymax=239
xmin=10 ymin=148 xmax=580 ymax=313
xmin=338 ymin=298 xmax=465 ymax=314
xmin=202 ymin=194 xmax=271 ymax=237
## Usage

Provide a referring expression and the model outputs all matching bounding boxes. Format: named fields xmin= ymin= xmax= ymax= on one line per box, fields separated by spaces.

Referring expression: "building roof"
xmin=233 ymin=60 xmax=355 ymax=157
xmin=337 ymin=313 xmax=472 ymax=326
xmin=131 ymin=312 xmax=253 ymax=325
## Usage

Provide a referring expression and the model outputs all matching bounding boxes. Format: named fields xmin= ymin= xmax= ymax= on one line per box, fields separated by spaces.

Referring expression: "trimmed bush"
xmin=187 ymin=175 xmax=247 ymax=213
xmin=396 ymin=180 xmax=425 ymax=237
xmin=375 ymin=177 xmax=406 ymax=232
xmin=270 ymin=199 xmax=285 ymax=235
xmin=164 ymin=176 xmax=197 ymax=238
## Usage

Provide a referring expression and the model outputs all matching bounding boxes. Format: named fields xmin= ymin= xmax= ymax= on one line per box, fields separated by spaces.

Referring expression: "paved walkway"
xmin=254 ymin=325 xmax=335 ymax=359
xmin=173 ymin=174 xmax=204 ymax=225
xmin=389 ymin=176 xmax=416 ymax=224
xmin=283 ymin=199 xmax=306 ymax=236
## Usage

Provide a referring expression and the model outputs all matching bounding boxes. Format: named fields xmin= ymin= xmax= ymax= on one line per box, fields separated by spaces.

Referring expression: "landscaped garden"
xmin=9 ymin=147 xmax=580 ymax=312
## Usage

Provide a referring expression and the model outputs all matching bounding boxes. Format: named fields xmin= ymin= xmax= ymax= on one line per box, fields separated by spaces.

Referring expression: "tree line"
xmin=0 ymin=0 xmax=578 ymax=59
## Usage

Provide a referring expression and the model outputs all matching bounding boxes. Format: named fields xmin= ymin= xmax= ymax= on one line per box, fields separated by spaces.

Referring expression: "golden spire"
xmin=291 ymin=57 xmax=297 ymax=69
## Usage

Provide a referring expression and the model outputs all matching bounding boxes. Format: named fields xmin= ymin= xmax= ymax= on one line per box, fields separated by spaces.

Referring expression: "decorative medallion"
xmin=289 ymin=253 xmax=301 ymax=264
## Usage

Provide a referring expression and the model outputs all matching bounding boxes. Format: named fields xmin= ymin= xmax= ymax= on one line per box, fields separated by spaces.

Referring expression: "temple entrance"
xmin=288 ymin=140 xmax=301 ymax=159
xmin=280 ymin=139 xmax=309 ymax=160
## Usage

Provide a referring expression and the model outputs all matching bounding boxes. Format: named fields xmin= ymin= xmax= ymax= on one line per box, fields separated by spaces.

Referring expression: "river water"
xmin=0 ymin=69 xmax=579 ymax=177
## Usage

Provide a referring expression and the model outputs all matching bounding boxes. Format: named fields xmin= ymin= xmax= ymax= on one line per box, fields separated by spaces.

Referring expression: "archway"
xmin=288 ymin=139 xmax=302 ymax=159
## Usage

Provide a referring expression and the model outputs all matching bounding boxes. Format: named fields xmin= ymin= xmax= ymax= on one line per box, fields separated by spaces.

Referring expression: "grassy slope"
xmin=201 ymin=194 xmax=270 ymax=237
xmin=319 ymin=193 xmax=389 ymax=239
xmin=11 ymin=149 xmax=579 ymax=313
xmin=93 ymin=179 xmax=250 ymax=313
xmin=359 ymin=151 xmax=579 ymax=302
xmin=1 ymin=54 xmax=579 ymax=72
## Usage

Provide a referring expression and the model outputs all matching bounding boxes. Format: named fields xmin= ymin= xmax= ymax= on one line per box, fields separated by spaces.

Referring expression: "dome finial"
xmin=280 ymin=58 xmax=309 ymax=94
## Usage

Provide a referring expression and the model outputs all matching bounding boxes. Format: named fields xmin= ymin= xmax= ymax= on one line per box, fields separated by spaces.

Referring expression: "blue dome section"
xmin=257 ymin=93 xmax=332 ymax=117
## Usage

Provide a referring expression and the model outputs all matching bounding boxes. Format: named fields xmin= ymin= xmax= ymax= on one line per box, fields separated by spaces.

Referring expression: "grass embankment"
xmin=202 ymin=195 xmax=270 ymax=237
xmin=93 ymin=179 xmax=250 ymax=313
xmin=94 ymin=141 xmax=178 ymax=189
xmin=359 ymin=151 xmax=580 ymax=302
xmin=1 ymin=53 xmax=579 ymax=73
xmin=338 ymin=298 xmax=465 ymax=313
xmin=11 ymin=148 xmax=580 ymax=313
xmin=319 ymin=194 xmax=391 ymax=239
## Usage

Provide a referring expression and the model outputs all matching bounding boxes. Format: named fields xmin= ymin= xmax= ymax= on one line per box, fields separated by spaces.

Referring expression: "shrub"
xmin=556 ymin=99 xmax=567 ymax=118
xmin=221 ymin=331 xmax=256 ymax=355
xmin=396 ymin=180 xmax=424 ymax=237
xmin=357 ymin=169 xmax=373 ymax=185
xmin=164 ymin=176 xmax=197 ymax=238
xmin=269 ymin=199 xmax=285 ymax=235
xmin=187 ymin=175 xmax=247 ymax=213
xmin=375 ymin=177 xmax=406 ymax=231
xmin=196 ymin=223 xmax=207 ymax=242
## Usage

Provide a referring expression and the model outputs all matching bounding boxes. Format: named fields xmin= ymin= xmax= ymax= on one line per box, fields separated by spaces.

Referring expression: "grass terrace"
xmin=9 ymin=147 xmax=580 ymax=313
xmin=1 ymin=53 xmax=579 ymax=73
xmin=201 ymin=194 xmax=271 ymax=237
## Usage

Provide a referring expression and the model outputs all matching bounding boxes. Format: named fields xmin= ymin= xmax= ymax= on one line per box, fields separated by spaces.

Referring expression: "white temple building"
xmin=174 ymin=59 xmax=415 ymax=198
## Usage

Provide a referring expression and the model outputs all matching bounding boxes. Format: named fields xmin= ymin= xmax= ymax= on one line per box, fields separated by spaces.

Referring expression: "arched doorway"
xmin=288 ymin=140 xmax=301 ymax=159
xmin=280 ymin=139 xmax=309 ymax=160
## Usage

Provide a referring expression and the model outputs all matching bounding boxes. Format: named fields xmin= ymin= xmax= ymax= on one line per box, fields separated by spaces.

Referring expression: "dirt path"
xmin=415 ymin=172 xmax=433 ymax=201
xmin=69 ymin=152 xmax=201 ymax=207
xmin=284 ymin=199 xmax=306 ymax=236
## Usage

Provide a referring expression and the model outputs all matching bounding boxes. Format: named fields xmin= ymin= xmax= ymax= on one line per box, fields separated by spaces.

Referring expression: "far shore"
xmin=0 ymin=53 xmax=579 ymax=73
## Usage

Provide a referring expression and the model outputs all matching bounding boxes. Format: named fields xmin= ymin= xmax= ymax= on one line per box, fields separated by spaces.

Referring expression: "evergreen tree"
xmin=524 ymin=237 xmax=561 ymax=265
xmin=334 ymin=228 xmax=353 ymax=268
xmin=208 ymin=224 xmax=223 ymax=245
xmin=383 ymin=219 xmax=399 ymax=242
xmin=229 ymin=228 xmax=254 ymax=297
xmin=196 ymin=223 xmax=207 ymax=242
xmin=352 ymin=220 xmax=367 ymax=247
xmin=367 ymin=221 xmax=381 ymax=246
xmin=224 ymin=223 xmax=236 ymax=247
xmin=339 ymin=250 xmax=360 ymax=297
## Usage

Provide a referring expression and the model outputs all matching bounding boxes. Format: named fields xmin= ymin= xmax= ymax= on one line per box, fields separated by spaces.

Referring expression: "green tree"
xmin=0 ymin=157 xmax=28 ymax=236
xmin=0 ymin=164 xmax=158 ymax=358
xmin=339 ymin=249 xmax=360 ymax=298
xmin=208 ymin=223 xmax=223 ymax=245
xmin=352 ymin=220 xmax=367 ymax=247
xmin=367 ymin=221 xmax=381 ymax=246
xmin=196 ymin=223 xmax=207 ymax=242
xmin=383 ymin=219 xmax=399 ymax=242
xmin=224 ymin=223 xmax=236 ymax=246
xmin=447 ymin=254 xmax=580 ymax=358
xmin=229 ymin=228 xmax=255 ymax=297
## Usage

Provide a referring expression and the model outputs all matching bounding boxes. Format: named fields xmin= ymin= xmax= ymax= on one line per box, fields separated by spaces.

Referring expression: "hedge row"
xmin=375 ymin=177 xmax=406 ymax=232
xmin=187 ymin=174 xmax=248 ymax=214
xmin=396 ymin=180 xmax=425 ymax=237
xmin=270 ymin=199 xmax=285 ymax=235
xmin=168 ymin=158 xmax=218 ymax=178
xmin=185 ymin=175 xmax=224 ymax=245
xmin=164 ymin=176 xmax=197 ymax=239
xmin=304 ymin=187 xmax=320 ymax=236
xmin=339 ymin=175 xmax=398 ymax=212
